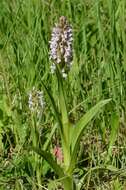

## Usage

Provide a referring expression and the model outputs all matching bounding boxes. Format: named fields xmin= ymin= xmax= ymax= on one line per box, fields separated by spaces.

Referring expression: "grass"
xmin=0 ymin=0 xmax=126 ymax=189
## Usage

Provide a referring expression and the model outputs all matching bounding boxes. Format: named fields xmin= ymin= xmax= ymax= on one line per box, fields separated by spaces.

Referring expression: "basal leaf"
xmin=32 ymin=147 xmax=64 ymax=178
xmin=68 ymin=99 xmax=111 ymax=173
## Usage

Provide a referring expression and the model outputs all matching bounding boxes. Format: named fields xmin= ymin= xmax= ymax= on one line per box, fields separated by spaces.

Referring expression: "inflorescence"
xmin=49 ymin=16 xmax=73 ymax=77
xmin=28 ymin=87 xmax=45 ymax=115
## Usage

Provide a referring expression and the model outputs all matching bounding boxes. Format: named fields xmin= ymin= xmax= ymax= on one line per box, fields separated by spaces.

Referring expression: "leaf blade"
xmin=69 ymin=99 xmax=111 ymax=173
xmin=32 ymin=147 xmax=64 ymax=178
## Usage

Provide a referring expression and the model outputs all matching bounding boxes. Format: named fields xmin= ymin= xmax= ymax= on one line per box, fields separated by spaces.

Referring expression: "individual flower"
xmin=50 ymin=63 xmax=56 ymax=74
xmin=28 ymin=87 xmax=45 ymax=115
xmin=49 ymin=16 xmax=73 ymax=76
xmin=61 ymin=69 xmax=67 ymax=79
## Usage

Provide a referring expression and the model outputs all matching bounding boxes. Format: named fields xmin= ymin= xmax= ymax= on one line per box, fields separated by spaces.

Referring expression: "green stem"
xmin=63 ymin=176 xmax=74 ymax=190
xmin=61 ymin=134 xmax=71 ymax=171
xmin=56 ymin=66 xmax=71 ymax=170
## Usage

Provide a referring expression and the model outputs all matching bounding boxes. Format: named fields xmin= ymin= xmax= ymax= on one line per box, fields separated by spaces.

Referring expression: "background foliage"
xmin=0 ymin=0 xmax=126 ymax=189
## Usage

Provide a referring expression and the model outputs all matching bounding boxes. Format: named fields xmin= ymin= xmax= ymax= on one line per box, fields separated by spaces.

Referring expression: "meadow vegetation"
xmin=0 ymin=0 xmax=126 ymax=189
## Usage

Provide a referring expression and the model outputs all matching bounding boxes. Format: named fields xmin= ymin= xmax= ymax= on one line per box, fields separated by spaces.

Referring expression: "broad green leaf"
xmin=69 ymin=99 xmax=111 ymax=173
xmin=32 ymin=147 xmax=64 ymax=178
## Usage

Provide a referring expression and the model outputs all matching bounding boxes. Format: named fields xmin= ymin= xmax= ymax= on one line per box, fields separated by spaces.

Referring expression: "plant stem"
xmin=63 ymin=176 xmax=74 ymax=190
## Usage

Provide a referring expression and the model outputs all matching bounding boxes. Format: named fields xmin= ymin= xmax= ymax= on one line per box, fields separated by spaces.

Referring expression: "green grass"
xmin=0 ymin=0 xmax=126 ymax=189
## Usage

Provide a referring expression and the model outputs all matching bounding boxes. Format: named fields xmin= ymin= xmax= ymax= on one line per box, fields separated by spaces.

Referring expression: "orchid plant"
xmin=33 ymin=16 xmax=110 ymax=190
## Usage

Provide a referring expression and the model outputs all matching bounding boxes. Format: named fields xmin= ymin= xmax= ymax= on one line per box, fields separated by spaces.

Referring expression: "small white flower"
xmin=28 ymin=87 xmax=45 ymax=114
xmin=50 ymin=64 xmax=56 ymax=74
xmin=62 ymin=69 xmax=67 ymax=79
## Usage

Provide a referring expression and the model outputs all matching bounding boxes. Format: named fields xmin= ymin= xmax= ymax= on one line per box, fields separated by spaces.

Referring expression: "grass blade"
xmin=108 ymin=112 xmax=119 ymax=157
